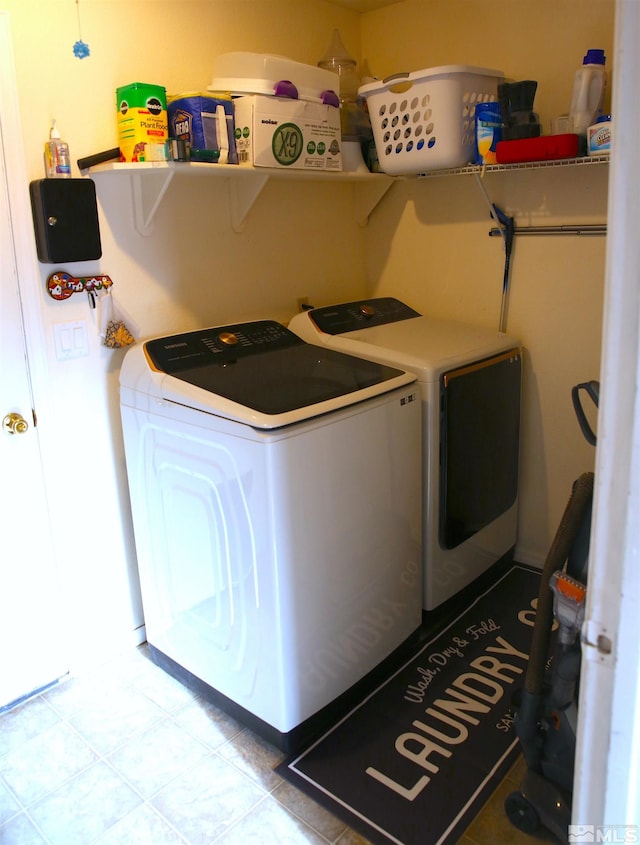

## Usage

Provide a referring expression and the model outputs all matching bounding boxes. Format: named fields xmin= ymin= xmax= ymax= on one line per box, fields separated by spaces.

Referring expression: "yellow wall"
xmin=359 ymin=0 xmax=612 ymax=561
xmin=361 ymin=0 xmax=613 ymax=126
xmin=0 ymin=0 xmax=614 ymax=662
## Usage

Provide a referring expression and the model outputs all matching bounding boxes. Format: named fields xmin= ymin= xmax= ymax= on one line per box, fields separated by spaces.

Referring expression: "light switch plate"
xmin=53 ymin=320 xmax=89 ymax=360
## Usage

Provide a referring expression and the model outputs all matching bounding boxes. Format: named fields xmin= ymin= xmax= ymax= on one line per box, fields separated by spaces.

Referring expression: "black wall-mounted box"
xmin=29 ymin=178 xmax=102 ymax=263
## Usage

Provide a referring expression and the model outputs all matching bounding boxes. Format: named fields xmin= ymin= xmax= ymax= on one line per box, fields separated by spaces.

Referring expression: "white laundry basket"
xmin=359 ymin=65 xmax=504 ymax=175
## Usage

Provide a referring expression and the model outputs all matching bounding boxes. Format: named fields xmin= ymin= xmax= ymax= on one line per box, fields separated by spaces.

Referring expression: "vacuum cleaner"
xmin=505 ymin=380 xmax=599 ymax=842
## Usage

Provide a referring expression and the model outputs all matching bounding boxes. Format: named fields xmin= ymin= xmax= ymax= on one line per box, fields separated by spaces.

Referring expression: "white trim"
xmin=573 ymin=0 xmax=640 ymax=826
xmin=0 ymin=12 xmax=51 ymax=410
xmin=0 ymin=12 xmax=59 ymax=517
xmin=0 ymin=12 xmax=69 ymax=681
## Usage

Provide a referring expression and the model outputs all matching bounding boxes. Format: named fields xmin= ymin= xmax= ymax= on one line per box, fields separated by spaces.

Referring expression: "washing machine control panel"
xmin=141 ymin=319 xmax=410 ymax=416
xmin=308 ymin=297 xmax=420 ymax=335
xmin=145 ymin=320 xmax=301 ymax=373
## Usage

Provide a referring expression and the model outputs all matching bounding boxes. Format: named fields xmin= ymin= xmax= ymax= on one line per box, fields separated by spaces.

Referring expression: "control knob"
xmin=218 ymin=331 xmax=239 ymax=346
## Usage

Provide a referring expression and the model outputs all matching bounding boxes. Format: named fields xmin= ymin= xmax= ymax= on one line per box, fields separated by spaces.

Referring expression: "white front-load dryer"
xmin=289 ymin=298 xmax=522 ymax=611
xmin=119 ymin=319 xmax=422 ymax=752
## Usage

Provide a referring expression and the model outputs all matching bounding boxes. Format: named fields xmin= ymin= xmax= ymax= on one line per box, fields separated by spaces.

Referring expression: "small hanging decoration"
xmin=97 ymin=289 xmax=137 ymax=349
xmin=73 ymin=0 xmax=90 ymax=59
xmin=103 ymin=319 xmax=135 ymax=349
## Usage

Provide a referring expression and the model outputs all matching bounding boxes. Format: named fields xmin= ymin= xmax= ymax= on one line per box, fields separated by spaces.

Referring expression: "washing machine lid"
xmin=289 ymin=297 xmax=520 ymax=381
xmin=122 ymin=320 xmax=416 ymax=429
xmin=304 ymin=297 xmax=421 ymax=334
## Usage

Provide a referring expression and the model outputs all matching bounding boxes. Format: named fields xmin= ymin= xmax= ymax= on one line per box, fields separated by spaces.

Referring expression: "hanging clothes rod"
xmin=472 ymin=173 xmax=608 ymax=238
xmin=489 ymin=223 xmax=607 ymax=237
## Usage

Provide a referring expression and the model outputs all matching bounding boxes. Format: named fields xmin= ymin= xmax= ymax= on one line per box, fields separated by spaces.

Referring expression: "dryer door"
xmin=439 ymin=348 xmax=522 ymax=549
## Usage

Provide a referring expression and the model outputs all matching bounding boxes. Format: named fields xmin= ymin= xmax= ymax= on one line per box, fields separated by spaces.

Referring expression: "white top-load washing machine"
xmin=289 ymin=298 xmax=522 ymax=611
xmin=119 ymin=319 xmax=422 ymax=752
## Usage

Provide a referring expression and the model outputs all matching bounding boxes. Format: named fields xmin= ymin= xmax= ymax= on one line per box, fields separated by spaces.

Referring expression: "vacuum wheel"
xmin=505 ymin=790 xmax=540 ymax=834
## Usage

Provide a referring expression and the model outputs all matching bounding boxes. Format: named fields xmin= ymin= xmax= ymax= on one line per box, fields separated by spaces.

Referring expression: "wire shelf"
xmin=415 ymin=154 xmax=610 ymax=178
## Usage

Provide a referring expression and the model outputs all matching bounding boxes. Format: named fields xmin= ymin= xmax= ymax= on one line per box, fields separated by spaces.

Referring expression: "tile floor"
xmin=0 ymin=644 xmax=559 ymax=845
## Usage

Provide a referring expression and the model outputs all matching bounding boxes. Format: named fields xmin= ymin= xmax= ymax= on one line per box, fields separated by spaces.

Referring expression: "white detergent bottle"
xmin=568 ymin=49 xmax=607 ymax=138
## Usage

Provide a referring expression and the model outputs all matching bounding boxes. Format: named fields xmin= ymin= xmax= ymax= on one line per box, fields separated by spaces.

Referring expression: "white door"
xmin=572 ymin=0 xmax=640 ymax=826
xmin=0 ymin=12 xmax=67 ymax=708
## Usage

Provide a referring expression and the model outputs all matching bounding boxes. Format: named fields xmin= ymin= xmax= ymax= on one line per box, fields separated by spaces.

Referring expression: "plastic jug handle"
xmin=576 ymin=70 xmax=590 ymax=103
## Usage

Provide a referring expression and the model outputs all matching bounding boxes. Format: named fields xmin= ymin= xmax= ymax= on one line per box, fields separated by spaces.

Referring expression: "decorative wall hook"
xmin=73 ymin=0 xmax=90 ymax=58
xmin=47 ymin=271 xmax=112 ymax=301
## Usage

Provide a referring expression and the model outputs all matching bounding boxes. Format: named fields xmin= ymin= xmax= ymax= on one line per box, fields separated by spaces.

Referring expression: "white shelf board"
xmin=88 ymin=161 xmax=395 ymax=234
xmin=87 ymin=155 xmax=608 ymax=235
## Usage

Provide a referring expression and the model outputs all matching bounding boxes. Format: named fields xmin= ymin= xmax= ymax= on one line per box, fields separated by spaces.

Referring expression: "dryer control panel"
xmin=308 ymin=297 xmax=420 ymax=335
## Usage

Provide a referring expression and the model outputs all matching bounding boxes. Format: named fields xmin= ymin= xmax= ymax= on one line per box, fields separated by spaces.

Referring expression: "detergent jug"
xmin=568 ymin=49 xmax=607 ymax=138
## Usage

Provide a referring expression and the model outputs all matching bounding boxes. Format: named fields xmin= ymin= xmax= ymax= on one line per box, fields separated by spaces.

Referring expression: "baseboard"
xmin=514 ymin=545 xmax=544 ymax=569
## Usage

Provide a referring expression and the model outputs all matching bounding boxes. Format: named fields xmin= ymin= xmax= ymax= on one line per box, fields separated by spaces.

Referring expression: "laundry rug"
xmin=277 ymin=563 xmax=542 ymax=845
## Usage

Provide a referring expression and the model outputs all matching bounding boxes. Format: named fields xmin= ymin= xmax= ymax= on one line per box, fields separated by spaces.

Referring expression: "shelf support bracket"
xmin=131 ymin=170 xmax=175 ymax=236
xmin=228 ymin=172 xmax=270 ymax=233
xmin=354 ymin=177 xmax=394 ymax=226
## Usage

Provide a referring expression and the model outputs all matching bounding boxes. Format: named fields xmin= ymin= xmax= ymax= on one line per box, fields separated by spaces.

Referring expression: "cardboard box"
xmin=233 ymin=95 xmax=342 ymax=171
xmin=117 ymin=82 xmax=168 ymax=162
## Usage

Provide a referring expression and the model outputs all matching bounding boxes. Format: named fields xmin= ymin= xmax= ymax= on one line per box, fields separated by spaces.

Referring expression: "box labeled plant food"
xmin=117 ymin=82 xmax=168 ymax=162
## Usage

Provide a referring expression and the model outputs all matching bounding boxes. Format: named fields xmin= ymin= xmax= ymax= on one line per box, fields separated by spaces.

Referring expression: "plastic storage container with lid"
xmin=209 ymin=52 xmax=338 ymax=104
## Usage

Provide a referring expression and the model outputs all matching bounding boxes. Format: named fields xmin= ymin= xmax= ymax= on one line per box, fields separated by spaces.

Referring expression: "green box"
xmin=116 ymin=82 xmax=168 ymax=162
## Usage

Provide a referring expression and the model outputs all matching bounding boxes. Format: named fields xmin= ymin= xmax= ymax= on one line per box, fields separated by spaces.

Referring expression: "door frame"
xmin=572 ymin=0 xmax=640 ymax=827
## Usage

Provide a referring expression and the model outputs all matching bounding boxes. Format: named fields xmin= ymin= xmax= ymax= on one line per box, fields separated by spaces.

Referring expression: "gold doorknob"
xmin=3 ymin=412 xmax=29 ymax=435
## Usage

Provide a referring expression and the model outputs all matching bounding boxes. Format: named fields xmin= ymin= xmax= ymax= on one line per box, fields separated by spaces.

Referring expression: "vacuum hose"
xmin=526 ymin=471 xmax=594 ymax=696
xmin=516 ymin=471 xmax=594 ymax=772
